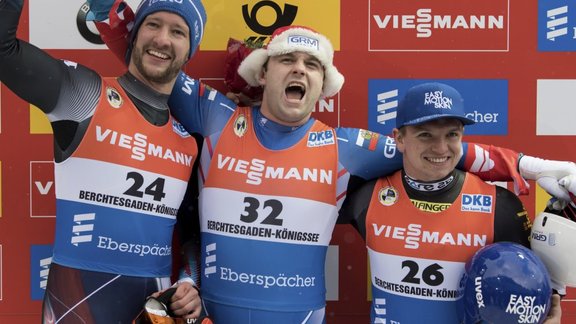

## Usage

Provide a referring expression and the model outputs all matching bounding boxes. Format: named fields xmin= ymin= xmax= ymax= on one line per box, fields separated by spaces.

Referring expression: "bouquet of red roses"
xmin=224 ymin=37 xmax=265 ymax=105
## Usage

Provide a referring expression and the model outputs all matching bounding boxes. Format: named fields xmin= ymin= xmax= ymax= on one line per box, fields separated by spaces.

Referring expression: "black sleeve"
xmin=174 ymin=133 xmax=203 ymax=284
xmin=176 ymin=133 xmax=203 ymax=246
xmin=493 ymin=186 xmax=531 ymax=248
xmin=338 ymin=179 xmax=377 ymax=240
xmin=1 ymin=1 xmax=102 ymax=158
xmin=1 ymin=1 xmax=101 ymax=113
xmin=1 ymin=2 xmax=65 ymax=112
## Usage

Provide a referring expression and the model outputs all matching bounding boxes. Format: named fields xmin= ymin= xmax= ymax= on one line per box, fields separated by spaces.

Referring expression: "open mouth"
xmin=285 ymin=82 xmax=306 ymax=100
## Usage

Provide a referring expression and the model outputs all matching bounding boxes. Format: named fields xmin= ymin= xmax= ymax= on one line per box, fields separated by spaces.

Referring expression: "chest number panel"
xmin=240 ymin=196 xmax=284 ymax=226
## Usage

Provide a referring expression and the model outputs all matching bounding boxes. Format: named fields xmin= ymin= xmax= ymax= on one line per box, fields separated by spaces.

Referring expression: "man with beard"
xmin=0 ymin=0 xmax=207 ymax=322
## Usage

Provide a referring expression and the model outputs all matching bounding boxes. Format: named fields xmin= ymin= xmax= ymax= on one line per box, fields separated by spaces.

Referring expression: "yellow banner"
xmin=202 ymin=0 xmax=340 ymax=50
xmin=30 ymin=105 xmax=52 ymax=134
xmin=535 ymin=184 xmax=551 ymax=215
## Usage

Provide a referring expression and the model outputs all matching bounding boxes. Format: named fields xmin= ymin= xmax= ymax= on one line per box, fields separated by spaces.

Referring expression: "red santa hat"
xmin=238 ymin=26 xmax=345 ymax=98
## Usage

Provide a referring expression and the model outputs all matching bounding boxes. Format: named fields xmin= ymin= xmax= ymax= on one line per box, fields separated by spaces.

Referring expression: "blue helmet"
xmin=458 ymin=242 xmax=552 ymax=324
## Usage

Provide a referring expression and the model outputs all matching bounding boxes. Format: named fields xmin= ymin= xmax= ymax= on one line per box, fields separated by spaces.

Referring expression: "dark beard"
xmin=131 ymin=46 xmax=184 ymax=84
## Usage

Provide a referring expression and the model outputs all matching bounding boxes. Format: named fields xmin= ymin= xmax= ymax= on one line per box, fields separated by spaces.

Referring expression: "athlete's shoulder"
xmin=493 ymin=185 xmax=530 ymax=246
xmin=336 ymin=128 xmax=396 ymax=152
xmin=495 ymin=185 xmax=521 ymax=201
xmin=168 ymin=72 xmax=237 ymax=136
xmin=172 ymin=72 xmax=236 ymax=106
xmin=494 ymin=185 xmax=527 ymax=218
xmin=335 ymin=127 xmax=402 ymax=180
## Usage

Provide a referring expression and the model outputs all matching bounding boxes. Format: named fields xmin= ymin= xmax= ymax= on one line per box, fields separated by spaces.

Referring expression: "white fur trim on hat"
xmin=238 ymin=26 xmax=344 ymax=98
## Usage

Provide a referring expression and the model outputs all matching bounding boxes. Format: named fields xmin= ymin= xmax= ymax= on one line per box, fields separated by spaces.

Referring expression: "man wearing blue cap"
xmin=0 ymin=0 xmax=207 ymax=322
xmin=339 ymin=82 xmax=562 ymax=323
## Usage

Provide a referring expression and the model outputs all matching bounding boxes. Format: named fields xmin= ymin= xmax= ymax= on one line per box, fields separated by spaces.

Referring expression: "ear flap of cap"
xmin=322 ymin=65 xmax=344 ymax=98
xmin=237 ymin=49 xmax=269 ymax=87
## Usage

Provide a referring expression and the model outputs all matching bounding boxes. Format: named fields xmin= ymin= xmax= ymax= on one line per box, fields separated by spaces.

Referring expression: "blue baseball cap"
xmin=126 ymin=0 xmax=207 ymax=64
xmin=396 ymin=82 xmax=475 ymax=128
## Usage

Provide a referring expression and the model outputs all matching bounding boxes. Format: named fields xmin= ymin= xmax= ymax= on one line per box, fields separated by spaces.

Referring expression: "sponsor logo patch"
xmin=307 ymin=130 xmax=335 ymax=147
xmin=106 ymin=87 xmax=123 ymax=109
xmin=234 ymin=115 xmax=248 ymax=137
xmin=356 ymin=130 xmax=380 ymax=151
xmin=461 ymin=194 xmax=493 ymax=213
xmin=172 ymin=120 xmax=191 ymax=138
xmin=378 ymin=186 xmax=399 ymax=206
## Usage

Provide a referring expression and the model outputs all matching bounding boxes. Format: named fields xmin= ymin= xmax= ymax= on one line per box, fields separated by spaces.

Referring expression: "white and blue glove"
xmin=519 ymin=155 xmax=576 ymax=204
xmin=86 ymin=0 xmax=121 ymax=21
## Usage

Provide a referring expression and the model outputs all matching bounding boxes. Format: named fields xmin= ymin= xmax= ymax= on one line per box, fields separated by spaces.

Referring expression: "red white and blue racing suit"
xmin=0 ymin=2 xmax=198 ymax=323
